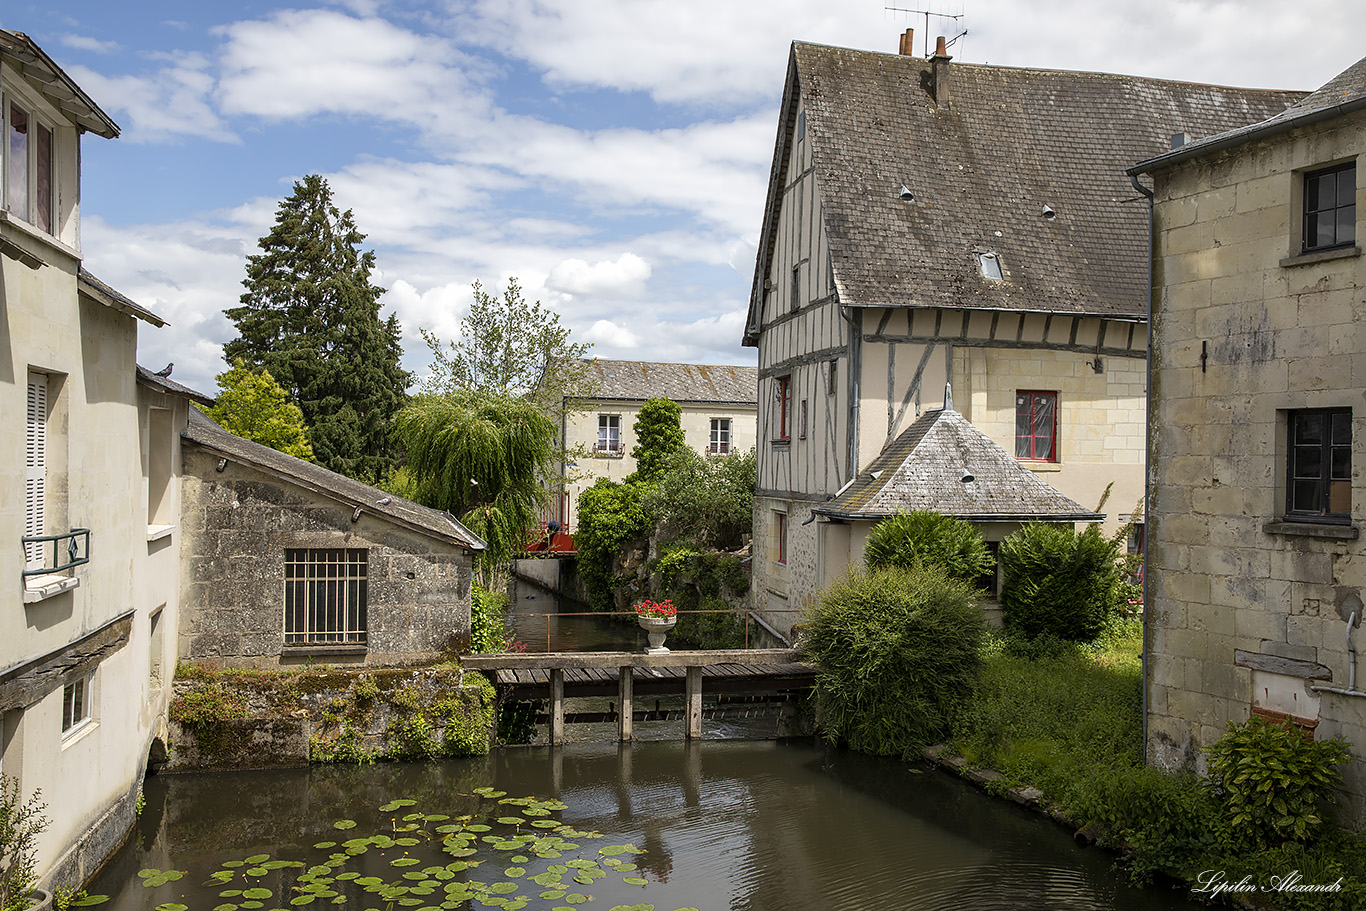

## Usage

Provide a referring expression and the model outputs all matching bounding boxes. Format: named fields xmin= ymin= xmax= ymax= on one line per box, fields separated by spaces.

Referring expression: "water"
xmin=94 ymin=740 xmax=1206 ymax=911
xmin=508 ymin=575 xmax=640 ymax=653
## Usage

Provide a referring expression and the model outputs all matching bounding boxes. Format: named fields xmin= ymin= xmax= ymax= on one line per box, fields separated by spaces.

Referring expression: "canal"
xmin=93 ymin=739 xmax=1206 ymax=911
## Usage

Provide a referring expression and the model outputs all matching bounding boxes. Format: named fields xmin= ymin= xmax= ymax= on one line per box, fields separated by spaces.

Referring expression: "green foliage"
xmin=395 ymin=393 xmax=557 ymax=586
xmin=1206 ymin=717 xmax=1353 ymax=849
xmin=628 ymin=398 xmax=686 ymax=483
xmin=352 ymin=677 xmax=379 ymax=704
xmin=863 ymin=510 xmax=995 ymax=587
xmin=224 ymin=174 xmax=410 ymax=481
xmin=497 ymin=700 xmax=545 ymax=746
xmin=642 ymin=448 xmax=756 ymax=549
xmin=652 ymin=544 xmax=697 ymax=589
xmin=998 ymin=522 xmax=1123 ymax=642
xmin=169 ymin=684 xmax=248 ymax=727
xmin=0 ymin=777 xmax=48 ymax=911
xmin=420 ymin=278 xmax=595 ymax=413
xmin=576 ymin=478 xmax=650 ymax=611
xmin=802 ymin=565 xmax=986 ymax=758
xmin=207 ymin=360 xmax=315 ymax=460
xmin=471 ymin=584 xmax=511 ymax=653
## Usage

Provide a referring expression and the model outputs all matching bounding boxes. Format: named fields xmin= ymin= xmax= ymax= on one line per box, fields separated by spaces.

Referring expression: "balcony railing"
xmin=593 ymin=441 xmax=623 ymax=455
xmin=22 ymin=528 xmax=91 ymax=578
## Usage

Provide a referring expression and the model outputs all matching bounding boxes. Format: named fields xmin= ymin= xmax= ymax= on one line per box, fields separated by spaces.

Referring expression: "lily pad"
xmin=243 ymin=889 xmax=272 ymax=900
xmin=313 ymin=843 xmax=337 ymax=850
xmin=246 ymin=855 xmax=270 ymax=864
xmin=391 ymin=858 xmax=421 ymax=867
xmin=622 ymin=877 xmax=648 ymax=886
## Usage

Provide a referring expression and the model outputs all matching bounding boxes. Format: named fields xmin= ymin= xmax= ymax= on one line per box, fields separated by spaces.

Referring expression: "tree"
xmin=207 ymin=361 xmax=315 ymax=461
xmin=863 ymin=510 xmax=994 ymax=587
xmin=224 ymin=174 xmax=410 ymax=481
xmin=421 ymin=277 xmax=595 ymax=412
xmin=394 ymin=393 xmax=557 ymax=587
xmin=629 ymin=397 xmax=686 ymax=483
xmin=999 ymin=522 xmax=1124 ymax=642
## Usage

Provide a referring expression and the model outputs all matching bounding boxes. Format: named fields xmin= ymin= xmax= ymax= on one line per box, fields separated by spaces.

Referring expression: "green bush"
xmin=999 ymin=522 xmax=1123 ymax=641
xmin=1206 ymin=717 xmax=1353 ymax=848
xmin=470 ymin=583 xmax=510 ymax=653
xmin=863 ymin=510 xmax=994 ymax=586
xmin=628 ymin=397 xmax=686 ymax=483
xmin=643 ymin=448 xmax=756 ymax=549
xmin=0 ymin=777 xmax=48 ymax=911
xmin=576 ymin=478 xmax=651 ymax=611
xmin=802 ymin=565 xmax=986 ymax=758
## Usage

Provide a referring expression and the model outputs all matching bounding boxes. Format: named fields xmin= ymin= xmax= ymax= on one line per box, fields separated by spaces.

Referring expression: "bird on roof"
xmin=153 ymin=363 xmax=173 ymax=377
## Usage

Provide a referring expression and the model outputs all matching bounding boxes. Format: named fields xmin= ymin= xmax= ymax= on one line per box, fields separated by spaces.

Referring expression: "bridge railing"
xmin=509 ymin=608 xmax=805 ymax=652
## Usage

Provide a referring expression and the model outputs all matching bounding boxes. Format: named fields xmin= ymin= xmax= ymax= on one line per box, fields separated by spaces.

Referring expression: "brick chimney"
xmin=931 ymin=35 xmax=952 ymax=108
xmin=898 ymin=28 xmax=915 ymax=56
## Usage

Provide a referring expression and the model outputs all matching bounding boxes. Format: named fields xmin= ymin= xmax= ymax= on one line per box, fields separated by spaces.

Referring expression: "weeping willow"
xmin=395 ymin=393 xmax=558 ymax=586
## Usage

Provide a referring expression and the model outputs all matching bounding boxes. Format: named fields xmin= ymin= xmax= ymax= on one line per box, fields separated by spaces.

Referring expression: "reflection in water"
xmin=508 ymin=575 xmax=640 ymax=652
xmin=95 ymin=740 xmax=1205 ymax=911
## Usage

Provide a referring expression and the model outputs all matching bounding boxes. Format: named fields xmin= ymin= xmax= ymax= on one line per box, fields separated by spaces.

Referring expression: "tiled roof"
xmin=746 ymin=43 xmax=1303 ymax=342
xmin=813 ymin=405 xmax=1100 ymax=522
xmin=1133 ymin=53 xmax=1366 ymax=173
xmin=582 ymin=360 xmax=758 ymax=404
xmin=136 ymin=365 xmax=215 ymax=407
xmin=0 ymin=30 xmax=119 ymax=138
xmin=182 ymin=406 xmax=485 ymax=551
xmin=78 ymin=268 xmax=165 ymax=327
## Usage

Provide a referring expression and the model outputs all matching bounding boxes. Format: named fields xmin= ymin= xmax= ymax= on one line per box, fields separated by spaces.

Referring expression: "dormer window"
xmin=976 ymin=250 xmax=1004 ymax=281
xmin=5 ymin=99 xmax=54 ymax=234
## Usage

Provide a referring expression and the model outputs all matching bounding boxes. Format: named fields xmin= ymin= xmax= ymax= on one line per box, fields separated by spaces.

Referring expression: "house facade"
xmin=743 ymin=34 xmax=1302 ymax=634
xmin=1133 ymin=55 xmax=1366 ymax=821
xmin=0 ymin=29 xmax=183 ymax=889
xmin=556 ymin=359 xmax=758 ymax=528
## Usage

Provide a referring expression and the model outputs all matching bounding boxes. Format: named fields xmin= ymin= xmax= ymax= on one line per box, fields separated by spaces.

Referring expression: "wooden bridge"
xmin=461 ymin=649 xmax=816 ymax=743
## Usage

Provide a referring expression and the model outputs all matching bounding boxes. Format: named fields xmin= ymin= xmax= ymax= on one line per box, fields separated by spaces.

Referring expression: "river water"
xmin=93 ymin=739 xmax=1207 ymax=911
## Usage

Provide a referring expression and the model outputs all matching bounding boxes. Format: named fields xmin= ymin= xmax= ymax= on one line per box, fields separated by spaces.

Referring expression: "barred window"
xmin=284 ymin=549 xmax=368 ymax=645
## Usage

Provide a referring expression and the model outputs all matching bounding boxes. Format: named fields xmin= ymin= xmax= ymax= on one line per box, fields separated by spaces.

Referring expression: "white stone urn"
xmin=638 ymin=615 xmax=677 ymax=655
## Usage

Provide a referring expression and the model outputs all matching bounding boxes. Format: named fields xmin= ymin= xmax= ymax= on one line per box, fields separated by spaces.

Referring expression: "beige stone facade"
xmin=1135 ymin=58 xmax=1366 ymax=822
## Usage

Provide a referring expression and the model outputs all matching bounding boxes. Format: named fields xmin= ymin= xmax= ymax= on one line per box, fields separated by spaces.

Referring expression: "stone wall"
xmin=179 ymin=447 xmax=473 ymax=668
xmin=1146 ymin=107 xmax=1366 ymax=824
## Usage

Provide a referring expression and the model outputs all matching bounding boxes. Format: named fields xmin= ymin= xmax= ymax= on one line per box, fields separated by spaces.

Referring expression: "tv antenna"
xmin=885 ymin=5 xmax=968 ymax=57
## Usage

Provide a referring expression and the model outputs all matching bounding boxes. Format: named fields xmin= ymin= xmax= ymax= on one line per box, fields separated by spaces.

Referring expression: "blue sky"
xmin=8 ymin=1 xmax=1361 ymax=394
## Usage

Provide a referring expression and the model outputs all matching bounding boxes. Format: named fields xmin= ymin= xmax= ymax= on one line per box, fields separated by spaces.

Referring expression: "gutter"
xmin=810 ymin=507 xmax=1105 ymax=523
xmin=1129 ymin=171 xmax=1155 ymax=762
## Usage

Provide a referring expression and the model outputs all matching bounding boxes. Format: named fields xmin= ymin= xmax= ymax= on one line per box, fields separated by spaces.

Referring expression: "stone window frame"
xmin=1284 ymin=407 xmax=1352 ymax=525
xmin=283 ymin=548 xmax=369 ymax=647
xmin=772 ymin=510 xmax=788 ymax=565
xmin=1282 ymin=157 xmax=1362 ymax=267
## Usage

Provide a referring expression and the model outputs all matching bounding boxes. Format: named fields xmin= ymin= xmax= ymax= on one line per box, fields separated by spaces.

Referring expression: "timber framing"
xmin=0 ymin=610 xmax=133 ymax=711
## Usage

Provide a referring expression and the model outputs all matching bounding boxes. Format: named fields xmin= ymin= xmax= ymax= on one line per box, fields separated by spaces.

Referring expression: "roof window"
xmin=975 ymin=250 xmax=1004 ymax=281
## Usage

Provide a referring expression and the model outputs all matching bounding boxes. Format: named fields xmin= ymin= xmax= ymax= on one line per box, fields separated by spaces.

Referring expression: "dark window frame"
xmin=1286 ymin=408 xmax=1352 ymax=523
xmin=1302 ymin=162 xmax=1356 ymax=254
xmin=775 ymin=375 xmax=791 ymax=441
xmin=1015 ymin=390 xmax=1058 ymax=462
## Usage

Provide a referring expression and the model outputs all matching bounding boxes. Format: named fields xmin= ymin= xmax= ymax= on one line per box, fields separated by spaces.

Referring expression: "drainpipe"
xmin=1311 ymin=611 xmax=1366 ymax=698
xmin=1129 ymin=172 xmax=1154 ymax=759
xmin=839 ymin=299 xmax=861 ymax=484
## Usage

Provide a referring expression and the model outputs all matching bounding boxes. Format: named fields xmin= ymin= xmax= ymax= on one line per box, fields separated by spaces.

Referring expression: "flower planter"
xmin=27 ymin=890 xmax=52 ymax=911
xmin=638 ymin=616 xmax=677 ymax=655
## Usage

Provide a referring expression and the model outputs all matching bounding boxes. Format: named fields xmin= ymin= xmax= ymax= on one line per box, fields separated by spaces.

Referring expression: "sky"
xmin=6 ymin=1 xmax=1362 ymax=395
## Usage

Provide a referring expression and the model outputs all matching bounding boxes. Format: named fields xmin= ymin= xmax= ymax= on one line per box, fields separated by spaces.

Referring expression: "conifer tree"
xmin=224 ymin=175 xmax=409 ymax=480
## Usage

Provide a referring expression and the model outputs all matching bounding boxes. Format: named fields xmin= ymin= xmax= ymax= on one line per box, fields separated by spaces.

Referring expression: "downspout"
xmin=840 ymin=299 xmax=861 ymax=483
xmin=1310 ymin=610 xmax=1366 ymax=698
xmin=1129 ymin=172 xmax=1155 ymax=760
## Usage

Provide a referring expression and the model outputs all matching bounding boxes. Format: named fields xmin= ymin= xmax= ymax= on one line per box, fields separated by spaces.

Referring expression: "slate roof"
xmin=136 ymin=365 xmax=215 ymax=407
xmin=78 ymin=268 xmax=165 ymax=327
xmin=582 ymin=360 xmax=758 ymax=405
xmin=1133 ymin=53 xmax=1366 ymax=174
xmin=745 ymin=43 xmax=1304 ymax=344
xmin=182 ymin=406 xmax=485 ymax=551
xmin=0 ymin=30 xmax=119 ymax=138
xmin=813 ymin=404 xmax=1100 ymax=522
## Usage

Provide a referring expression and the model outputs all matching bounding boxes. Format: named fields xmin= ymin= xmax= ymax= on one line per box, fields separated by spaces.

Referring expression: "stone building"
xmin=555 ymin=359 xmax=757 ymax=528
xmin=1131 ymin=55 xmax=1366 ymax=821
xmin=179 ymin=407 xmax=485 ymax=668
xmin=743 ymin=33 xmax=1302 ymax=635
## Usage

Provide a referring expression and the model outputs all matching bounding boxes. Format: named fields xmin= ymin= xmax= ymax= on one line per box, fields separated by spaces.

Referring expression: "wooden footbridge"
xmin=461 ymin=649 xmax=816 ymax=743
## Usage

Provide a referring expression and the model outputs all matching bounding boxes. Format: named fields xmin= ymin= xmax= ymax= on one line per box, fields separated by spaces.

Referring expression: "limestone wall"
xmin=1146 ymin=108 xmax=1366 ymax=823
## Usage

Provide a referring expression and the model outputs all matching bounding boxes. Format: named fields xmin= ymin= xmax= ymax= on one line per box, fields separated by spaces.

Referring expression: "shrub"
xmin=1205 ymin=717 xmax=1352 ymax=848
xmin=470 ymin=583 xmax=510 ymax=653
xmin=643 ymin=448 xmax=756 ymax=549
xmin=169 ymin=684 xmax=248 ymax=727
xmin=628 ymin=397 xmax=686 ymax=483
xmin=802 ymin=564 xmax=986 ymax=758
xmin=576 ymin=478 xmax=650 ymax=610
xmin=0 ymin=777 xmax=48 ymax=911
xmin=998 ymin=522 xmax=1122 ymax=641
xmin=863 ymin=510 xmax=994 ymax=587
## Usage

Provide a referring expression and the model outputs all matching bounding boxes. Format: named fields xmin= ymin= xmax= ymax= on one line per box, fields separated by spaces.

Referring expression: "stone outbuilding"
xmin=1131 ymin=54 xmax=1366 ymax=822
xmin=179 ymin=406 xmax=485 ymax=668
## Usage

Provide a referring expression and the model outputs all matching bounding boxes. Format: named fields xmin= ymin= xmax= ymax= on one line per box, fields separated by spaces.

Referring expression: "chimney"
xmin=931 ymin=35 xmax=952 ymax=108
xmin=898 ymin=28 xmax=915 ymax=56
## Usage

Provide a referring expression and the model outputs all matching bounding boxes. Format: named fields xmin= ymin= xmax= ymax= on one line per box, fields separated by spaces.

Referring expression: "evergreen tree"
xmin=224 ymin=174 xmax=410 ymax=481
xmin=208 ymin=360 xmax=315 ymax=461
xmin=629 ymin=397 xmax=686 ymax=483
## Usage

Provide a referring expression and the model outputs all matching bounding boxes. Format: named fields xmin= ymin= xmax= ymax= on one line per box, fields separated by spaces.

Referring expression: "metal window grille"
xmin=25 ymin=374 xmax=46 ymax=567
xmin=284 ymin=549 xmax=368 ymax=645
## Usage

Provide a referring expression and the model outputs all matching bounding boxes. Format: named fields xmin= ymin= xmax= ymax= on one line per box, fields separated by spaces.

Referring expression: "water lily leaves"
xmin=598 ymin=845 xmax=639 ymax=857
xmin=444 ymin=847 xmax=477 ymax=858
xmin=530 ymin=820 xmax=560 ymax=829
xmin=370 ymin=836 xmax=396 ymax=849
xmin=243 ymin=888 xmax=273 ymax=900
xmin=472 ymin=788 xmax=507 ymax=799
xmin=213 ymin=904 xmax=238 ymax=911
xmin=241 ymin=902 xmax=264 ymax=909
xmin=220 ymin=891 xmax=243 ymax=898
xmin=609 ymin=905 xmax=655 ymax=911
xmin=246 ymin=855 xmax=271 ymax=865
xmin=614 ymin=864 xmax=637 ymax=873
xmin=466 ymin=824 xmax=492 ymax=833
xmin=503 ymin=867 xmax=525 ymax=878
xmin=565 ymin=894 xmax=590 ymax=905
xmin=563 ymin=859 xmax=596 ymax=870
xmin=70 ymin=898 xmax=109 ymax=908
xmin=621 ymin=877 xmax=648 ymax=886
xmin=426 ymin=814 xmax=450 ymax=822
xmin=313 ymin=843 xmax=336 ymax=850
xmin=139 ymin=869 xmax=187 ymax=888
xmin=394 ymin=838 xmax=421 ymax=847
xmin=263 ymin=861 xmax=300 ymax=870
xmin=222 ymin=861 xmax=246 ymax=868
xmin=207 ymin=871 xmax=236 ymax=885
xmin=290 ymin=897 xmax=316 ymax=907
xmin=334 ymin=820 xmax=357 ymax=830
xmin=391 ymin=858 xmax=420 ymax=867
xmin=155 ymin=904 xmax=189 ymax=911
xmin=495 ymin=817 xmax=525 ymax=827
xmin=379 ymin=799 xmax=418 ymax=812
xmin=246 ymin=868 xmax=270 ymax=877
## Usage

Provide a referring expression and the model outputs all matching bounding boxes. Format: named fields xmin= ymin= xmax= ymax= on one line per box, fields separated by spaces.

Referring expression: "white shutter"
xmin=25 ymin=374 xmax=46 ymax=568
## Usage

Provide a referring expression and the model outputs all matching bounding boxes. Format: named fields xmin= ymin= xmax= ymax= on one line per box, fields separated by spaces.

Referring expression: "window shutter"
xmin=26 ymin=374 xmax=46 ymax=567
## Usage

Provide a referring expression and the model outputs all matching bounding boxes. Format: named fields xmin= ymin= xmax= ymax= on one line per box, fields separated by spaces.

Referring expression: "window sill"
xmin=1279 ymin=245 xmax=1361 ymax=268
xmin=146 ymin=524 xmax=175 ymax=543
xmin=1262 ymin=520 xmax=1359 ymax=540
xmin=61 ymin=719 xmax=97 ymax=750
xmin=281 ymin=644 xmax=368 ymax=657
xmin=771 ymin=439 xmax=791 ymax=448
xmin=23 ymin=573 xmax=80 ymax=604
xmin=591 ymin=451 xmax=624 ymax=459
xmin=1021 ymin=461 xmax=1062 ymax=472
xmin=0 ymin=210 xmax=80 ymax=262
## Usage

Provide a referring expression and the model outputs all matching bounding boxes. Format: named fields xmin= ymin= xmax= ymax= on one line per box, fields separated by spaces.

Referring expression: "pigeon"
xmin=153 ymin=363 xmax=173 ymax=377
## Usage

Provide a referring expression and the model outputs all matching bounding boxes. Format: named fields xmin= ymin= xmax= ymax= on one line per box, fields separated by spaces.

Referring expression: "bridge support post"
xmin=550 ymin=668 xmax=565 ymax=744
xmin=618 ymin=667 xmax=633 ymax=741
xmin=685 ymin=665 xmax=702 ymax=739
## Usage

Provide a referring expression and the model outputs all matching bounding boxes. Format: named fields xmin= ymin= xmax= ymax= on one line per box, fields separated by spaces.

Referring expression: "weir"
xmin=462 ymin=649 xmax=815 ymax=742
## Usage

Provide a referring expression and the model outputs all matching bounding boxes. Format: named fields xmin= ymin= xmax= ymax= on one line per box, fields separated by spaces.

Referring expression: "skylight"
xmin=976 ymin=250 xmax=1004 ymax=281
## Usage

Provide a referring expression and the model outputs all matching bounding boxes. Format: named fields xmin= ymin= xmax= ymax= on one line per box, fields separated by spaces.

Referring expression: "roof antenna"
xmin=883 ymin=5 xmax=967 ymax=57
xmin=944 ymin=381 xmax=954 ymax=411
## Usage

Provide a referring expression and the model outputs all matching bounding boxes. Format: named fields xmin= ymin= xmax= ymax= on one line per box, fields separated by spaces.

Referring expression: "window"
xmin=596 ymin=415 xmax=621 ymax=454
xmin=1287 ymin=409 xmax=1351 ymax=522
xmin=976 ymin=250 xmax=1004 ymax=281
xmin=284 ymin=549 xmax=368 ymax=645
xmin=775 ymin=376 xmax=791 ymax=441
xmin=827 ymin=359 xmax=838 ymax=396
xmin=773 ymin=512 xmax=787 ymax=565
xmin=800 ymin=399 xmax=808 ymax=439
xmin=1015 ymin=391 xmax=1057 ymax=461
xmin=25 ymin=373 xmax=46 ymax=567
xmin=4 ymin=100 xmax=53 ymax=234
xmin=791 ymin=265 xmax=801 ymax=312
xmin=710 ymin=418 xmax=732 ymax=455
xmin=62 ymin=675 xmax=91 ymax=735
xmin=1303 ymin=163 xmax=1355 ymax=253
xmin=148 ymin=408 xmax=173 ymax=528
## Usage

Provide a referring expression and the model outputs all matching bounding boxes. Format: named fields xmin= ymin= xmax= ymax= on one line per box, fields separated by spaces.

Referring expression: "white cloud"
xmin=546 ymin=253 xmax=650 ymax=298
xmin=67 ymin=59 xmax=236 ymax=143
xmin=582 ymin=319 xmax=639 ymax=350
xmin=61 ymin=34 xmax=120 ymax=53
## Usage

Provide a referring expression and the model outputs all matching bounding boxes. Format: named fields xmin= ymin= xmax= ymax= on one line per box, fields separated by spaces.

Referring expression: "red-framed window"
xmin=774 ymin=511 xmax=787 ymax=565
xmin=1015 ymin=391 xmax=1058 ymax=461
xmin=775 ymin=375 xmax=791 ymax=441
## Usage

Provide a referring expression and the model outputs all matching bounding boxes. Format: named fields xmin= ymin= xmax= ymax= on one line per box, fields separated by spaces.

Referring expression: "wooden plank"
xmin=685 ymin=666 xmax=703 ymax=739
xmin=550 ymin=669 xmax=564 ymax=745
xmin=619 ymin=667 xmax=633 ymax=742
xmin=462 ymin=649 xmax=805 ymax=671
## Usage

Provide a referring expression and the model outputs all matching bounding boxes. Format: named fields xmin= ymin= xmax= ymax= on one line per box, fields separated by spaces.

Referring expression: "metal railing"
xmin=21 ymin=528 xmax=91 ymax=578
xmin=509 ymin=608 xmax=805 ymax=652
